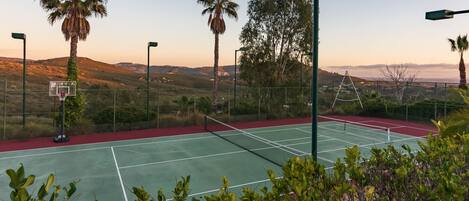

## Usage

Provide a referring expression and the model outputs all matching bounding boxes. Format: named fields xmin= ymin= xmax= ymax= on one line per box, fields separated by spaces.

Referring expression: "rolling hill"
xmin=0 ymin=57 xmax=360 ymax=92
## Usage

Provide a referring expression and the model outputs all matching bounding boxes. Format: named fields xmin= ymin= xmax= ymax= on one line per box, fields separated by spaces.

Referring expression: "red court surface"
xmin=0 ymin=116 xmax=437 ymax=153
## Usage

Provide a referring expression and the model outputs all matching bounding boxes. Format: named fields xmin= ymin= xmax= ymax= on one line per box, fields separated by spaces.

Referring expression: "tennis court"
xmin=0 ymin=116 xmax=433 ymax=201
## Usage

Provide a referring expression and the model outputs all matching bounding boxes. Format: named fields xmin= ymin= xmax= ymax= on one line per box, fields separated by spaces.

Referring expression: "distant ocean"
xmin=361 ymin=77 xmax=459 ymax=83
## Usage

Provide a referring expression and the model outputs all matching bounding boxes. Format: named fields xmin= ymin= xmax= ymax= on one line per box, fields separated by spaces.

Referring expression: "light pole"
xmin=234 ymin=48 xmax=246 ymax=109
xmin=147 ymin=42 xmax=158 ymax=122
xmin=426 ymin=9 xmax=469 ymax=20
xmin=12 ymin=33 xmax=26 ymax=128
xmin=311 ymin=0 xmax=319 ymax=161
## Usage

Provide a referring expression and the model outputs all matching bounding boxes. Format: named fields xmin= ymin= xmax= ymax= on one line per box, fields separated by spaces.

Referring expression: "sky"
xmin=1 ymin=0 xmax=469 ymax=73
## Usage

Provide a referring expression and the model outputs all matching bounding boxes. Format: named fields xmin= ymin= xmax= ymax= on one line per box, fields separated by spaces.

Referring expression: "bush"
xmin=67 ymin=118 xmax=96 ymax=135
xmin=433 ymin=89 xmax=469 ymax=138
xmin=5 ymin=164 xmax=77 ymax=201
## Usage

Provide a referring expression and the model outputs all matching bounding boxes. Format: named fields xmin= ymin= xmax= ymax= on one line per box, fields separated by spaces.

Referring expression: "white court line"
xmin=120 ymin=138 xmax=335 ymax=170
xmin=0 ymin=147 xmax=109 ymax=161
xmin=317 ymin=124 xmax=386 ymax=143
xmin=111 ymin=147 xmax=129 ymax=201
xmin=360 ymin=120 xmax=438 ymax=133
xmin=323 ymin=122 xmax=397 ymax=139
xmin=166 ymin=166 xmax=335 ymax=201
xmin=317 ymin=136 xmax=421 ymax=154
xmin=295 ymin=128 xmax=372 ymax=150
xmin=389 ymin=126 xmax=407 ymax=129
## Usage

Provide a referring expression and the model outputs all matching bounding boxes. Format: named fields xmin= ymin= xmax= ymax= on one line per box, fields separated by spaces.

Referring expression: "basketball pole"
xmin=311 ymin=0 xmax=319 ymax=161
xmin=61 ymin=97 xmax=65 ymax=139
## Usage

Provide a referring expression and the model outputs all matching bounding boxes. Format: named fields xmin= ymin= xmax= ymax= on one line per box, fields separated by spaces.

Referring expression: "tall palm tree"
xmin=39 ymin=0 xmax=107 ymax=81
xmin=197 ymin=0 xmax=239 ymax=106
xmin=39 ymin=0 xmax=107 ymax=127
xmin=449 ymin=35 xmax=468 ymax=89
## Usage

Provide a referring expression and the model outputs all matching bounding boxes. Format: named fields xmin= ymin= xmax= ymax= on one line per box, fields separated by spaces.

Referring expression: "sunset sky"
xmin=1 ymin=0 xmax=469 ymax=73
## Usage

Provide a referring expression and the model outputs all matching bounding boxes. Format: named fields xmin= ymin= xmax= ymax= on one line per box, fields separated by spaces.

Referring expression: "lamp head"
xmin=426 ymin=10 xmax=454 ymax=20
xmin=148 ymin=42 xmax=158 ymax=47
xmin=12 ymin=33 xmax=26 ymax=40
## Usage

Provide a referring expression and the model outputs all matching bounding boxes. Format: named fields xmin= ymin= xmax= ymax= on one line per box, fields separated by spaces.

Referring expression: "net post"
xmin=113 ymin=89 xmax=117 ymax=133
xmin=3 ymin=80 xmax=7 ymax=140
xmin=387 ymin=128 xmax=391 ymax=142
xmin=343 ymin=121 xmax=346 ymax=133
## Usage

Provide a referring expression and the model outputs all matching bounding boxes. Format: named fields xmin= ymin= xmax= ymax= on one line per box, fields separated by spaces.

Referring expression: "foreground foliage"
xmin=5 ymin=165 xmax=77 ymax=201
xmin=131 ymin=132 xmax=468 ymax=201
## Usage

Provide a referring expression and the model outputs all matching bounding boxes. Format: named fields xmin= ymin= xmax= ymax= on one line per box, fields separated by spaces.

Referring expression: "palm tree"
xmin=197 ymin=0 xmax=239 ymax=107
xmin=39 ymin=0 xmax=107 ymax=81
xmin=449 ymin=35 xmax=468 ymax=89
xmin=39 ymin=0 xmax=107 ymax=126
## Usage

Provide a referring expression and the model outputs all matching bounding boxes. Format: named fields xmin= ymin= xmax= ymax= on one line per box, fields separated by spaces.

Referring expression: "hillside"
xmin=115 ymin=62 xmax=235 ymax=77
xmin=0 ymin=57 xmax=233 ymax=92
xmin=0 ymin=57 xmax=361 ymax=92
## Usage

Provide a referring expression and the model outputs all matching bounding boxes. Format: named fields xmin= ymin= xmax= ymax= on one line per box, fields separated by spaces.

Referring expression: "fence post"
xmin=156 ymin=89 xmax=160 ymax=129
xmin=375 ymin=80 xmax=379 ymax=92
xmin=3 ymin=80 xmax=7 ymax=140
xmin=284 ymin=87 xmax=288 ymax=104
xmin=434 ymin=82 xmax=438 ymax=120
xmin=257 ymin=87 xmax=261 ymax=120
xmin=228 ymin=99 xmax=231 ymax=122
xmin=194 ymin=96 xmax=197 ymax=114
xmin=405 ymin=104 xmax=409 ymax=121
xmin=113 ymin=89 xmax=116 ymax=133
xmin=444 ymin=83 xmax=448 ymax=119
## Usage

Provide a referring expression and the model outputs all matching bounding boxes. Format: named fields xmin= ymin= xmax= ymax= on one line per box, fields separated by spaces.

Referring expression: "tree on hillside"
xmin=39 ymin=0 xmax=108 ymax=126
xmin=239 ymin=0 xmax=312 ymax=87
xmin=448 ymin=35 xmax=468 ymax=89
xmin=197 ymin=0 xmax=239 ymax=107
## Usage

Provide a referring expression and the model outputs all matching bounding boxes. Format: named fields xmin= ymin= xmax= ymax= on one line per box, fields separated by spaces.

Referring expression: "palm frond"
xmin=449 ymin=38 xmax=457 ymax=52
xmin=197 ymin=0 xmax=239 ymax=34
xmin=39 ymin=0 xmax=108 ymax=42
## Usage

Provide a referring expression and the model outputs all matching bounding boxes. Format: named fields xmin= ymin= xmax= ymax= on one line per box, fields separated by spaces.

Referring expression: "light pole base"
xmin=53 ymin=134 xmax=69 ymax=143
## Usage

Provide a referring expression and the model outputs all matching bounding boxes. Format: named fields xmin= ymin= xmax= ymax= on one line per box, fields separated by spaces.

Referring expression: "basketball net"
xmin=59 ymin=91 xmax=67 ymax=101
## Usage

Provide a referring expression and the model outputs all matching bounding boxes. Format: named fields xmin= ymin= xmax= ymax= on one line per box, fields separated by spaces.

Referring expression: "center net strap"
xmin=204 ymin=116 xmax=306 ymax=167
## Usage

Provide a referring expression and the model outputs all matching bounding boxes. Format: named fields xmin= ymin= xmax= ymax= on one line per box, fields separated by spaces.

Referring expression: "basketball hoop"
xmin=48 ymin=81 xmax=77 ymax=143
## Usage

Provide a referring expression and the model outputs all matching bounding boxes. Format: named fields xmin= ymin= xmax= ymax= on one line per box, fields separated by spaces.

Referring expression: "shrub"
xmin=5 ymin=164 xmax=77 ymax=201
xmin=433 ymin=89 xmax=469 ymax=138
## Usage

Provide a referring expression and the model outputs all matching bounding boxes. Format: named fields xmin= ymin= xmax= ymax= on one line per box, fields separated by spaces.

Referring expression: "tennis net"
xmin=204 ymin=116 xmax=306 ymax=167
xmin=318 ymin=116 xmax=392 ymax=143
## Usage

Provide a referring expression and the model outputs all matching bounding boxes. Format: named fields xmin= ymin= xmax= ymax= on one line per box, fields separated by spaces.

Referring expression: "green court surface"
xmin=0 ymin=121 xmax=425 ymax=201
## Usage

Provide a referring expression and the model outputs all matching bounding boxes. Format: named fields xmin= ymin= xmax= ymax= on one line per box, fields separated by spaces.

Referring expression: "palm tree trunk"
xmin=68 ymin=35 xmax=79 ymax=81
xmin=213 ymin=33 xmax=220 ymax=107
xmin=459 ymin=54 xmax=467 ymax=89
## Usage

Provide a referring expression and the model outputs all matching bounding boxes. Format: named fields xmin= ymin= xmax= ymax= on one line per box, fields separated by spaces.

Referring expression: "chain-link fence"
xmin=0 ymin=79 xmax=467 ymax=141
